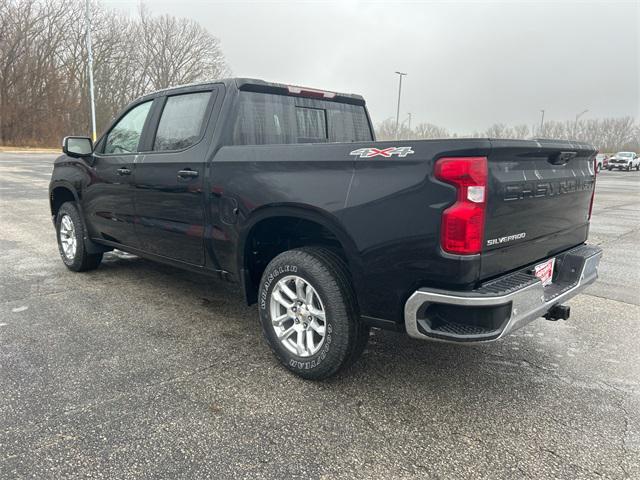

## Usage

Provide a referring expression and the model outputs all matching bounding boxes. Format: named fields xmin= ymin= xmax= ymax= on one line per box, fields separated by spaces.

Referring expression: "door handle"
xmin=116 ymin=167 xmax=132 ymax=175
xmin=177 ymin=169 xmax=199 ymax=179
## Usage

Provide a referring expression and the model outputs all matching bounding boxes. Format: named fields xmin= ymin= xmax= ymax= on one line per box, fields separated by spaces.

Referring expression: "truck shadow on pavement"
xmin=96 ymin=251 xmax=570 ymax=394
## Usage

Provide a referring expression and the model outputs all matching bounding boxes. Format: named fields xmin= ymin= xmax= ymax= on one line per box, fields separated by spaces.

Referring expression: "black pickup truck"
xmin=50 ymin=78 xmax=602 ymax=379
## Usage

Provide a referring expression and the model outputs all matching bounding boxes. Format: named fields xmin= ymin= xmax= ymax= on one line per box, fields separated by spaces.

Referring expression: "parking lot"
xmin=0 ymin=151 xmax=638 ymax=479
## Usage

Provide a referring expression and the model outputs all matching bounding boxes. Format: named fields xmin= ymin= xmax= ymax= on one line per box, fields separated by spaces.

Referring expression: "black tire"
xmin=257 ymin=247 xmax=369 ymax=380
xmin=55 ymin=202 xmax=103 ymax=272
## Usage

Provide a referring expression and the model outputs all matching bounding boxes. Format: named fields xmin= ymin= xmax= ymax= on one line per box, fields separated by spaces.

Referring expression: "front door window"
xmin=103 ymin=101 xmax=152 ymax=155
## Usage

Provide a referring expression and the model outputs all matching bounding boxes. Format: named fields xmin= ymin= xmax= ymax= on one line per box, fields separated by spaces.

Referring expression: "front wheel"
xmin=258 ymin=247 xmax=369 ymax=380
xmin=56 ymin=202 xmax=103 ymax=271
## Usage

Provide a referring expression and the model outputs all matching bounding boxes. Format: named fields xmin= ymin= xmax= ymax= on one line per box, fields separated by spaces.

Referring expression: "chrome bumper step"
xmin=404 ymin=244 xmax=602 ymax=343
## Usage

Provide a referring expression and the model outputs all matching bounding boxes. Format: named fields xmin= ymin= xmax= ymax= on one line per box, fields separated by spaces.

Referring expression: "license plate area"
xmin=534 ymin=258 xmax=555 ymax=287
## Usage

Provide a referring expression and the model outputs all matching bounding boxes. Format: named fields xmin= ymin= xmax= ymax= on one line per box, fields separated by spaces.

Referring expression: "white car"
xmin=608 ymin=151 xmax=639 ymax=171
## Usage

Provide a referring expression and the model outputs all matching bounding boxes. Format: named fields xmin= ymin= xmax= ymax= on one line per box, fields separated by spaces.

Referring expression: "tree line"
xmin=0 ymin=0 xmax=229 ymax=146
xmin=1 ymin=0 xmax=637 ymax=152
xmin=376 ymin=116 xmax=640 ymax=153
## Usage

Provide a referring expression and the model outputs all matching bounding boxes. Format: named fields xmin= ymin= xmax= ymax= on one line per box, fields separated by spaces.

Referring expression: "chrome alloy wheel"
xmin=269 ymin=275 xmax=327 ymax=357
xmin=59 ymin=214 xmax=77 ymax=260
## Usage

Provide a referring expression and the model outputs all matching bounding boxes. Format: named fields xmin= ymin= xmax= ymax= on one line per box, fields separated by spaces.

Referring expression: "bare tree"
xmin=0 ymin=0 xmax=74 ymax=143
xmin=0 ymin=0 xmax=230 ymax=146
xmin=139 ymin=6 xmax=229 ymax=90
xmin=413 ymin=122 xmax=450 ymax=139
xmin=485 ymin=123 xmax=516 ymax=139
xmin=1 ymin=1 xmax=636 ymax=151
xmin=512 ymin=124 xmax=530 ymax=139
xmin=375 ymin=118 xmax=398 ymax=140
xmin=375 ymin=116 xmax=639 ymax=153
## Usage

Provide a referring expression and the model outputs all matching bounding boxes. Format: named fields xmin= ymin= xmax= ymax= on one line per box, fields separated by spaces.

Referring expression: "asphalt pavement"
xmin=1 ymin=152 xmax=639 ymax=479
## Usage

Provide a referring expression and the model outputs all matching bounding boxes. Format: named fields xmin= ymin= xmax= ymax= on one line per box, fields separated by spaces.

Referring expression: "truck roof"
xmin=138 ymin=78 xmax=366 ymax=106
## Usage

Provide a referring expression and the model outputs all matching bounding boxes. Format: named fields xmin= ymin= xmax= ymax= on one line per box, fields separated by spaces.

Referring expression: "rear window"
xmin=295 ymin=106 xmax=327 ymax=142
xmin=232 ymin=92 xmax=372 ymax=145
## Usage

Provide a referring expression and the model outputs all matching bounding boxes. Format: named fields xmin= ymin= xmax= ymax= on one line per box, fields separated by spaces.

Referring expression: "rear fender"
xmin=238 ymin=204 xmax=362 ymax=304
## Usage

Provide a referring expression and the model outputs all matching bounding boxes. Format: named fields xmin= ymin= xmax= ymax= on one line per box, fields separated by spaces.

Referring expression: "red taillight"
xmin=435 ymin=157 xmax=488 ymax=255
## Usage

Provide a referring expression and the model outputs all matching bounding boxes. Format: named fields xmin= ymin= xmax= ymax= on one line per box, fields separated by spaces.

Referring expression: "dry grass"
xmin=0 ymin=145 xmax=59 ymax=153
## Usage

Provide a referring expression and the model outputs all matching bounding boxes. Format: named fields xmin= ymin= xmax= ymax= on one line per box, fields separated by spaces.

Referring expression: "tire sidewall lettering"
xmin=259 ymin=264 xmax=297 ymax=310
xmin=288 ymin=324 xmax=333 ymax=370
xmin=260 ymin=263 xmax=335 ymax=371
xmin=257 ymin=249 xmax=355 ymax=378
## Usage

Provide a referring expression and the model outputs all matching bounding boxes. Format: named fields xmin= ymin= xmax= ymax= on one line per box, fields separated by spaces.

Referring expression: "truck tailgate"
xmin=481 ymin=139 xmax=596 ymax=280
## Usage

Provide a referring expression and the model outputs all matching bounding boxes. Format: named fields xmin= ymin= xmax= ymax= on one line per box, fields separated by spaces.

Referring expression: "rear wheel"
xmin=258 ymin=247 xmax=368 ymax=379
xmin=55 ymin=202 xmax=102 ymax=271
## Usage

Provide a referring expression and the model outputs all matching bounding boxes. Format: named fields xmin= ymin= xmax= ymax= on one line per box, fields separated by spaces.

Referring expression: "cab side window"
xmin=103 ymin=101 xmax=153 ymax=155
xmin=153 ymin=92 xmax=212 ymax=151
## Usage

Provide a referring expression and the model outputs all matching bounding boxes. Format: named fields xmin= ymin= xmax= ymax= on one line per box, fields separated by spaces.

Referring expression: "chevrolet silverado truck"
xmin=607 ymin=151 xmax=639 ymax=171
xmin=49 ymin=78 xmax=602 ymax=379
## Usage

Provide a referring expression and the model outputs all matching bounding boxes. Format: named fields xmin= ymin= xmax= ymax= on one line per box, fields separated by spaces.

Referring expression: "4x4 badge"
xmin=349 ymin=147 xmax=415 ymax=158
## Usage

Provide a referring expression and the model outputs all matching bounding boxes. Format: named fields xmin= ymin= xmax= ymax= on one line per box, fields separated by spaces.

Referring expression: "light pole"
xmin=394 ymin=71 xmax=407 ymax=140
xmin=85 ymin=0 xmax=97 ymax=142
xmin=574 ymin=109 xmax=588 ymax=137
xmin=539 ymin=109 xmax=545 ymax=136
xmin=398 ymin=113 xmax=412 ymax=139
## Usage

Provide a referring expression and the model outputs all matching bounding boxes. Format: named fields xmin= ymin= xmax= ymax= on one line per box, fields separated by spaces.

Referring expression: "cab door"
xmin=83 ymin=100 xmax=154 ymax=247
xmin=133 ymin=87 xmax=217 ymax=265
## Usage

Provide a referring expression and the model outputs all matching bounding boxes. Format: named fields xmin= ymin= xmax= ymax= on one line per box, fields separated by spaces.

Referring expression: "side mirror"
xmin=63 ymin=136 xmax=93 ymax=158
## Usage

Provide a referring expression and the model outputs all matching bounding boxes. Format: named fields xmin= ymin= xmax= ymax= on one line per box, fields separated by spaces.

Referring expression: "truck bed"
xmin=213 ymin=137 xmax=596 ymax=324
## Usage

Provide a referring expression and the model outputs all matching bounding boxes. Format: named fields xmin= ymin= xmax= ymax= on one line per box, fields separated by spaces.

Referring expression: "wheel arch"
xmin=238 ymin=204 xmax=361 ymax=306
xmin=49 ymin=182 xmax=80 ymax=219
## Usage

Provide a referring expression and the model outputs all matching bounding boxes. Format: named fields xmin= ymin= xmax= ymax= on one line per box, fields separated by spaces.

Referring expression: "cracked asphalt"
xmin=1 ymin=152 xmax=639 ymax=479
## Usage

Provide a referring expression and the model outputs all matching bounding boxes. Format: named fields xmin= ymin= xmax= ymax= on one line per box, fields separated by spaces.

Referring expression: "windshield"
xmin=617 ymin=152 xmax=633 ymax=158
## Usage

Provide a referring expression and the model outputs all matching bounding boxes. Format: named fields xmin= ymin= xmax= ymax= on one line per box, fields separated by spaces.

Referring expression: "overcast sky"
xmin=103 ymin=0 xmax=639 ymax=133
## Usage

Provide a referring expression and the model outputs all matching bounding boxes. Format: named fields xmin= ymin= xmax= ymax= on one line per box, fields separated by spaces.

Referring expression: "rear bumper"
xmin=404 ymin=244 xmax=602 ymax=343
